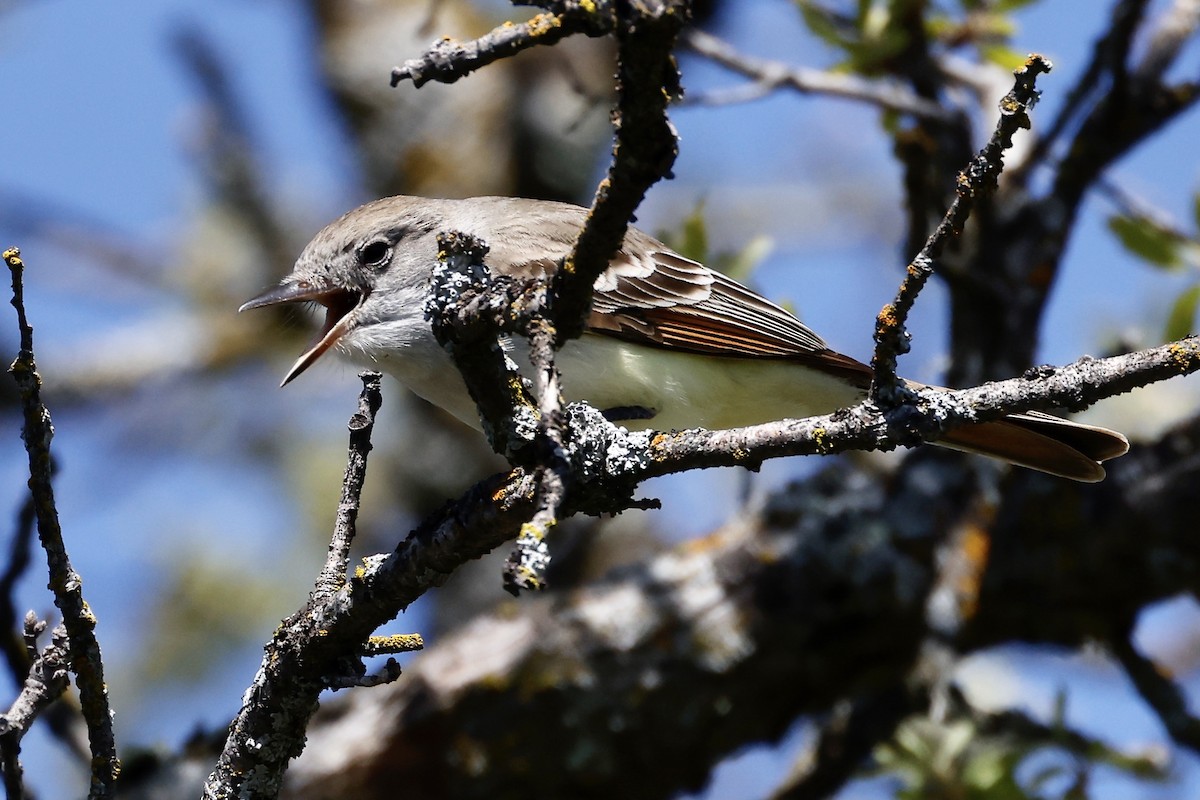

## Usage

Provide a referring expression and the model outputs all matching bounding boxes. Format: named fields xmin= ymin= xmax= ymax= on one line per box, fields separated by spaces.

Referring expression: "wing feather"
xmin=587 ymin=250 xmax=838 ymax=355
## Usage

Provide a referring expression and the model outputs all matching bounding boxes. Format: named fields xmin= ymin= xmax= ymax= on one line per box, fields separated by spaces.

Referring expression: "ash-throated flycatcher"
xmin=241 ymin=196 xmax=1128 ymax=481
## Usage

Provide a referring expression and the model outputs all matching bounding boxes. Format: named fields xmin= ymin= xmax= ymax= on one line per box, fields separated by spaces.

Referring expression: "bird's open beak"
xmin=240 ymin=281 xmax=365 ymax=387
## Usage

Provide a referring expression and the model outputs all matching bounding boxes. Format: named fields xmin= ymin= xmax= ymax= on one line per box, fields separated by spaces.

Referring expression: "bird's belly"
xmin=365 ymin=332 xmax=865 ymax=432
xmin=556 ymin=334 xmax=864 ymax=431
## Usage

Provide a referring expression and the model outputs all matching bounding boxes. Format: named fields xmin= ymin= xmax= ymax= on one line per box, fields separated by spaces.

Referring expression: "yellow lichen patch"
xmin=876 ymin=304 xmax=899 ymax=330
xmin=492 ymin=484 xmax=509 ymax=503
xmin=519 ymin=521 xmax=548 ymax=542
xmin=1169 ymin=341 xmax=1200 ymax=371
xmin=580 ymin=0 xmax=597 ymax=12
xmin=508 ymin=375 xmax=532 ymax=402
xmin=998 ymin=94 xmax=1022 ymax=115
xmin=368 ymin=633 xmax=424 ymax=653
xmin=528 ymin=13 xmax=563 ymax=37
xmin=813 ymin=427 xmax=830 ymax=453
xmin=2 ymin=247 xmax=22 ymax=267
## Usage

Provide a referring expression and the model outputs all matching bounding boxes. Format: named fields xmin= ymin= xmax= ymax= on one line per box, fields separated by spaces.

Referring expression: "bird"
xmin=241 ymin=195 xmax=1129 ymax=482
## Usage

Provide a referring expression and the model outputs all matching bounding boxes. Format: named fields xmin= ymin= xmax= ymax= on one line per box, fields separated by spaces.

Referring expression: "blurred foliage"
xmin=1106 ymin=189 xmax=1200 ymax=342
xmin=139 ymin=551 xmax=290 ymax=683
xmin=870 ymin=693 xmax=1168 ymax=800
xmin=795 ymin=0 xmax=1038 ymax=73
xmin=655 ymin=202 xmax=773 ymax=283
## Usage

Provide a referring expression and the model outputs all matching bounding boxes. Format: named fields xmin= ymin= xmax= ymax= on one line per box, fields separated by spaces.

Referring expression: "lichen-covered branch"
xmin=502 ymin=318 xmax=566 ymax=594
xmin=424 ymin=231 xmax=544 ymax=460
xmin=422 ymin=233 xmax=566 ymax=592
xmin=649 ymin=337 xmax=1199 ymax=475
xmin=284 ymin=404 xmax=1200 ymax=797
xmin=210 ymin=329 xmax=1199 ymax=797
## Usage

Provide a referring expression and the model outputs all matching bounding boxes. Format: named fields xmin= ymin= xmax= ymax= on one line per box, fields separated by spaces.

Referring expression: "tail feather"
xmin=936 ymin=413 xmax=1129 ymax=483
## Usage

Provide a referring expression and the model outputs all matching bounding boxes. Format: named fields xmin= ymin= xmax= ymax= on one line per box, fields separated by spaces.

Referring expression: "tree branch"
xmin=206 ymin=376 xmax=401 ymax=799
xmin=552 ymin=0 xmax=688 ymax=344
xmin=870 ymin=55 xmax=1052 ymax=403
xmin=682 ymin=29 xmax=954 ymax=121
xmin=390 ymin=1 xmax=615 ymax=89
xmin=649 ymin=338 xmax=1199 ymax=475
xmin=4 ymin=247 xmax=119 ymax=799
xmin=284 ymin=405 xmax=1200 ymax=798
xmin=284 ymin=456 xmax=979 ymax=799
xmin=313 ymin=372 xmax=383 ymax=602
xmin=1113 ymin=635 xmax=1200 ymax=754
xmin=0 ymin=618 xmax=71 ymax=800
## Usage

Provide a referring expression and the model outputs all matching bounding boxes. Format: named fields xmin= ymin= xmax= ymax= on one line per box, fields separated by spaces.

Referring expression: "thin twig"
xmin=206 ymin=376 xmax=396 ymax=799
xmin=390 ymin=1 xmax=615 ymax=89
xmin=0 ymin=496 xmax=88 ymax=766
xmin=313 ymin=372 xmax=383 ymax=602
xmin=553 ymin=0 xmax=688 ymax=344
xmin=682 ymin=29 xmax=954 ymax=121
xmin=3 ymin=247 xmax=119 ymax=798
xmin=0 ymin=620 xmax=72 ymax=800
xmin=869 ymin=55 xmax=1052 ymax=404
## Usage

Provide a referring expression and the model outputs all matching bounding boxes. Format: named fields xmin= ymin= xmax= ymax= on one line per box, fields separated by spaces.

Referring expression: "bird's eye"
xmin=359 ymin=240 xmax=391 ymax=268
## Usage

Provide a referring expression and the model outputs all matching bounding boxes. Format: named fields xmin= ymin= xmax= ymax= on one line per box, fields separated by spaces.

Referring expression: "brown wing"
xmin=476 ymin=196 xmax=871 ymax=386
xmin=585 ymin=247 xmax=874 ymax=387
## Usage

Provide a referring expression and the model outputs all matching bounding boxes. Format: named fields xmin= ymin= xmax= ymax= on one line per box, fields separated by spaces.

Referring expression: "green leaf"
xmin=980 ymin=43 xmax=1029 ymax=70
xmin=1108 ymin=214 xmax=1185 ymax=269
xmin=718 ymin=235 xmax=772 ymax=283
xmin=655 ymin=203 xmax=708 ymax=263
xmin=677 ymin=203 xmax=709 ymax=263
xmin=996 ymin=0 xmax=1043 ymax=11
xmin=797 ymin=1 xmax=851 ymax=50
xmin=1165 ymin=284 xmax=1200 ymax=342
